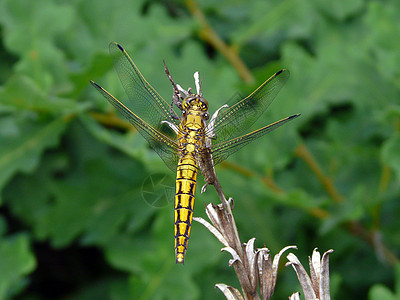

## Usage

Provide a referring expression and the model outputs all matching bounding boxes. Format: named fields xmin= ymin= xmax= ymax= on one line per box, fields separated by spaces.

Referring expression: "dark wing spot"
xmin=117 ymin=43 xmax=124 ymax=52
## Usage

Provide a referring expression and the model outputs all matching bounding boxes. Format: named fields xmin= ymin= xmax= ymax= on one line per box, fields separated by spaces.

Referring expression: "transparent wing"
xmin=108 ymin=42 xmax=178 ymax=132
xmin=212 ymin=114 xmax=300 ymax=165
xmin=209 ymin=69 xmax=290 ymax=145
xmin=91 ymin=81 xmax=179 ymax=171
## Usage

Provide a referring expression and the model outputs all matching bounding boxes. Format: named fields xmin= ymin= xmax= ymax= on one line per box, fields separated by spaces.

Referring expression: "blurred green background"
xmin=0 ymin=0 xmax=399 ymax=299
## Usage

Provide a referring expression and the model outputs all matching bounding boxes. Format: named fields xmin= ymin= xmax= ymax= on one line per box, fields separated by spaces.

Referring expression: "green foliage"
xmin=0 ymin=233 xmax=36 ymax=299
xmin=368 ymin=264 xmax=400 ymax=300
xmin=0 ymin=0 xmax=399 ymax=299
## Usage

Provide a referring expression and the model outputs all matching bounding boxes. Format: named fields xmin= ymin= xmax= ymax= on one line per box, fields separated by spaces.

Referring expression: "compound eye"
xmin=182 ymin=110 xmax=187 ymax=116
xmin=203 ymin=112 xmax=209 ymax=120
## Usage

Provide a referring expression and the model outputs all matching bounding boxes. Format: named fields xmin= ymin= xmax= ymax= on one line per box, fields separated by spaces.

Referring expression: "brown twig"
xmin=220 ymin=160 xmax=330 ymax=219
xmin=295 ymin=143 xmax=343 ymax=203
xmin=378 ymin=165 xmax=391 ymax=193
xmin=295 ymin=143 xmax=399 ymax=265
xmin=186 ymin=0 xmax=255 ymax=83
xmin=220 ymin=161 xmax=283 ymax=194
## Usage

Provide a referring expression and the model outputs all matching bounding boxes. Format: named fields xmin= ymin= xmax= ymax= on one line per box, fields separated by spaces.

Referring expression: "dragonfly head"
xmin=182 ymin=95 xmax=209 ymax=120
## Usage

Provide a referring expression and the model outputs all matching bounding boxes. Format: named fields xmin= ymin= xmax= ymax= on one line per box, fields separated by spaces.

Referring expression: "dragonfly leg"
xmin=205 ymin=104 xmax=229 ymax=147
xmin=228 ymin=197 xmax=234 ymax=210
xmin=206 ymin=105 xmax=229 ymax=134
xmin=201 ymin=182 xmax=209 ymax=194
xmin=163 ymin=60 xmax=183 ymax=120
xmin=161 ymin=121 xmax=179 ymax=135
xmin=170 ymin=102 xmax=180 ymax=120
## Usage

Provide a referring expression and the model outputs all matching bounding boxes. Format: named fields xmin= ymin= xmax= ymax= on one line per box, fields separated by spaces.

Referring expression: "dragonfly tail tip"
xmin=176 ymin=255 xmax=185 ymax=264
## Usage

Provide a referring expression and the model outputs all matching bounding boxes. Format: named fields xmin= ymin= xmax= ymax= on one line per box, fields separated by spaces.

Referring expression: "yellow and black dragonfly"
xmin=91 ymin=42 xmax=300 ymax=264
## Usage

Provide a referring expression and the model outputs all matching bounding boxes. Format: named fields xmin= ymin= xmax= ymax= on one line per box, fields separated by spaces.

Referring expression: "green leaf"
xmin=80 ymin=115 xmax=168 ymax=174
xmin=233 ymin=0 xmax=316 ymax=47
xmin=0 ymin=116 xmax=68 ymax=200
xmin=0 ymin=0 xmax=75 ymax=90
xmin=0 ymin=234 xmax=36 ymax=299
xmin=381 ymin=133 xmax=400 ymax=183
xmin=69 ymin=51 xmax=113 ymax=98
xmin=0 ymin=75 xmax=82 ymax=114
xmin=311 ymin=0 xmax=364 ymax=21
xmin=64 ymin=0 xmax=191 ymax=62
xmin=367 ymin=263 xmax=400 ymax=299
xmin=105 ymin=208 xmax=202 ymax=300
xmin=35 ymin=156 xmax=151 ymax=247
xmin=0 ymin=216 xmax=6 ymax=236
xmin=368 ymin=285 xmax=396 ymax=300
xmin=364 ymin=1 xmax=400 ymax=79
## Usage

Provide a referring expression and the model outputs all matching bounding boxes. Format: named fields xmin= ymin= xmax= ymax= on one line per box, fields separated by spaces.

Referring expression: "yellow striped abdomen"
xmin=175 ymin=154 xmax=197 ymax=264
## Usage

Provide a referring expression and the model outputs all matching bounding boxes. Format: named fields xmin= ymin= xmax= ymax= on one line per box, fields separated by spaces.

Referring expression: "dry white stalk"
xmin=215 ymin=284 xmax=245 ymax=300
xmin=286 ymin=249 xmax=334 ymax=300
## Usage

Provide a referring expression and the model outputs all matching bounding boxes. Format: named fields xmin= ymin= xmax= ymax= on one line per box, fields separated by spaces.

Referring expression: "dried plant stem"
xmin=212 ymin=178 xmax=260 ymax=300
xmin=198 ymin=175 xmax=297 ymax=299
xmin=213 ymin=179 xmax=240 ymax=245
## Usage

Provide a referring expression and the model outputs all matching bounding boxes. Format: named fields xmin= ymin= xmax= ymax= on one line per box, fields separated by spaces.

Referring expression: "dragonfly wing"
xmin=211 ymin=114 xmax=300 ymax=165
xmin=209 ymin=69 xmax=290 ymax=145
xmin=108 ymin=42 xmax=177 ymax=135
xmin=91 ymin=81 xmax=179 ymax=171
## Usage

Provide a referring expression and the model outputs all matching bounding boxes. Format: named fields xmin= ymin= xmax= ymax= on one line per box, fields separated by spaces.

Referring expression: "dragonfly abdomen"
xmin=175 ymin=154 xmax=198 ymax=264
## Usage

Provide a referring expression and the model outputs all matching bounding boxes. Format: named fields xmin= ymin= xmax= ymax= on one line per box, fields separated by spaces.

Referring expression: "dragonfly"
xmin=90 ymin=42 xmax=300 ymax=264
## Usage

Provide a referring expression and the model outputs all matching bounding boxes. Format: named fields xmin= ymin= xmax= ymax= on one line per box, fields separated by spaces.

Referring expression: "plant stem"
xmin=212 ymin=177 xmax=260 ymax=300
xmin=186 ymin=0 xmax=255 ymax=83
xmin=295 ymin=143 xmax=399 ymax=265
xmin=295 ymin=143 xmax=343 ymax=203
